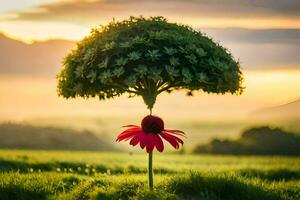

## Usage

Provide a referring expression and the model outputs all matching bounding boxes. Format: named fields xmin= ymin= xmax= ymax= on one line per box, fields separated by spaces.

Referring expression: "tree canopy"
xmin=57 ymin=16 xmax=243 ymax=109
xmin=193 ymin=126 xmax=300 ymax=155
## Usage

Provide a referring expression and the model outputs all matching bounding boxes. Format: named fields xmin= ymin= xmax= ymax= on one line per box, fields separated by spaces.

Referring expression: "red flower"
xmin=116 ymin=115 xmax=185 ymax=153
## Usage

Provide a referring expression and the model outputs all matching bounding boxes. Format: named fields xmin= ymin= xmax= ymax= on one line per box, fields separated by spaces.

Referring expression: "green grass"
xmin=0 ymin=150 xmax=299 ymax=200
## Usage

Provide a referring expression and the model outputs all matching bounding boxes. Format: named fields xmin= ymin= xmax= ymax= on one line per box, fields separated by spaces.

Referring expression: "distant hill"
xmin=193 ymin=126 xmax=300 ymax=155
xmin=0 ymin=33 xmax=75 ymax=76
xmin=251 ymin=99 xmax=300 ymax=119
xmin=0 ymin=123 xmax=116 ymax=151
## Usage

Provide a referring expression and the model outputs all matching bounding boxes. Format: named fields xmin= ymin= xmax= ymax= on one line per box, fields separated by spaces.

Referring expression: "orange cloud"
xmin=5 ymin=0 xmax=300 ymax=29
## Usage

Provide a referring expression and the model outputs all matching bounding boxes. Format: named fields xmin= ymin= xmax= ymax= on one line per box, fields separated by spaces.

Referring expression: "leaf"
xmin=98 ymin=57 xmax=109 ymax=68
xmin=102 ymin=41 xmax=115 ymax=51
xmin=124 ymin=75 xmax=137 ymax=86
xmin=73 ymin=83 xmax=83 ymax=92
xmin=74 ymin=65 xmax=85 ymax=78
xmin=224 ymin=71 xmax=232 ymax=82
xmin=165 ymin=65 xmax=179 ymax=80
xmin=86 ymin=70 xmax=97 ymax=83
xmin=169 ymin=57 xmax=180 ymax=66
xmin=132 ymin=36 xmax=146 ymax=44
xmin=112 ymin=67 xmax=125 ymax=78
xmin=178 ymin=46 xmax=187 ymax=54
xmin=208 ymin=58 xmax=225 ymax=71
xmin=134 ymin=65 xmax=148 ymax=77
xmin=222 ymin=64 xmax=230 ymax=71
xmin=152 ymin=67 xmax=163 ymax=75
xmin=182 ymin=68 xmax=192 ymax=83
xmin=196 ymin=72 xmax=208 ymax=82
xmin=128 ymin=51 xmax=141 ymax=61
xmin=164 ymin=46 xmax=177 ymax=55
xmin=83 ymin=48 xmax=95 ymax=61
xmin=149 ymin=67 xmax=163 ymax=82
xmin=208 ymin=58 xmax=215 ymax=66
xmin=98 ymin=70 xmax=112 ymax=84
xmin=98 ymin=92 xmax=105 ymax=100
xmin=115 ymin=57 xmax=128 ymax=67
xmin=120 ymin=41 xmax=131 ymax=48
xmin=186 ymin=91 xmax=193 ymax=96
xmin=146 ymin=49 xmax=161 ymax=61
xmin=188 ymin=44 xmax=197 ymax=51
xmin=150 ymin=31 xmax=165 ymax=40
xmin=195 ymin=48 xmax=207 ymax=57
xmin=185 ymin=54 xmax=197 ymax=64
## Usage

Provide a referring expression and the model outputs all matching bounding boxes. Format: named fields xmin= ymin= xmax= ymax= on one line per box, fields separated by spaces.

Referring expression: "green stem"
xmin=148 ymin=151 xmax=153 ymax=190
xmin=148 ymin=104 xmax=153 ymax=190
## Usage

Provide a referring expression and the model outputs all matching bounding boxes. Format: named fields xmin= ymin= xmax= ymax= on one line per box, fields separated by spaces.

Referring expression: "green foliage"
xmin=0 ymin=172 xmax=299 ymax=200
xmin=0 ymin=151 xmax=299 ymax=199
xmin=57 ymin=16 xmax=243 ymax=109
xmin=193 ymin=126 xmax=300 ymax=155
xmin=0 ymin=172 xmax=80 ymax=200
xmin=163 ymin=173 xmax=280 ymax=200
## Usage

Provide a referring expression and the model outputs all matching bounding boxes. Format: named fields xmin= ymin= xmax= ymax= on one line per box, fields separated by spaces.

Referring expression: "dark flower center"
xmin=141 ymin=115 xmax=164 ymax=134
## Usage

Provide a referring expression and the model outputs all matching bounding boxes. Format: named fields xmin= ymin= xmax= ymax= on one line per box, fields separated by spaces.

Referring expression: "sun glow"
xmin=185 ymin=17 xmax=300 ymax=29
xmin=0 ymin=16 xmax=300 ymax=43
xmin=0 ymin=20 xmax=90 ymax=43
xmin=0 ymin=69 xmax=299 ymax=121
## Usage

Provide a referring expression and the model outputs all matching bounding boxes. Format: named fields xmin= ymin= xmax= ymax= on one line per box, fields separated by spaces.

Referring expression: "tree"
xmin=193 ymin=126 xmax=300 ymax=155
xmin=57 ymin=16 xmax=244 ymax=190
xmin=57 ymin=16 xmax=243 ymax=111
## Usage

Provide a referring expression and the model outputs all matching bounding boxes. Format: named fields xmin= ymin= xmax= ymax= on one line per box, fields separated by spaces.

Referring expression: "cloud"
xmin=200 ymin=28 xmax=300 ymax=68
xmin=202 ymin=28 xmax=300 ymax=44
xmin=6 ymin=0 xmax=300 ymax=28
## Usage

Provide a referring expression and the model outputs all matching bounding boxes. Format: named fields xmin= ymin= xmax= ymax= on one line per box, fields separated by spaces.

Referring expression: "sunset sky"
xmin=0 ymin=0 xmax=299 ymax=121
xmin=0 ymin=0 xmax=300 ymax=41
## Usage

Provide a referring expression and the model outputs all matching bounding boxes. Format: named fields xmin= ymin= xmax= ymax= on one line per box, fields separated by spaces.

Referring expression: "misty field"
xmin=0 ymin=150 xmax=299 ymax=200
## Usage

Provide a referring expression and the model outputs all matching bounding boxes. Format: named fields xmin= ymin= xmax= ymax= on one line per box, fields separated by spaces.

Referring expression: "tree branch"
xmin=157 ymin=83 xmax=181 ymax=94
xmin=108 ymin=83 xmax=140 ymax=94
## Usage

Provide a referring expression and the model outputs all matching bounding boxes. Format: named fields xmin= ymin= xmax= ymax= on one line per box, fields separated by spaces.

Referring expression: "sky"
xmin=0 ymin=0 xmax=300 ymax=41
xmin=0 ymin=0 xmax=299 ymax=121
xmin=1 ymin=69 xmax=300 ymax=121
xmin=0 ymin=1 xmax=299 ymax=67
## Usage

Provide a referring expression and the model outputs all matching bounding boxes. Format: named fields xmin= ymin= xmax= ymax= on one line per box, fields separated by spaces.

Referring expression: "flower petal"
xmin=153 ymin=135 xmax=164 ymax=152
xmin=160 ymin=132 xmax=183 ymax=149
xmin=144 ymin=134 xmax=155 ymax=153
xmin=118 ymin=127 xmax=141 ymax=137
xmin=164 ymin=129 xmax=185 ymax=134
xmin=129 ymin=134 xmax=142 ymax=146
xmin=116 ymin=127 xmax=142 ymax=141
xmin=122 ymin=125 xmax=140 ymax=128
xmin=146 ymin=143 xmax=154 ymax=153
xmin=164 ymin=129 xmax=186 ymax=137
xmin=116 ymin=132 xmax=136 ymax=142
xmin=139 ymin=134 xmax=146 ymax=149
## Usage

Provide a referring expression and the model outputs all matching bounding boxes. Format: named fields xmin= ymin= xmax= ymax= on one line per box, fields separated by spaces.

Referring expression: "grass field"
xmin=0 ymin=150 xmax=299 ymax=200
